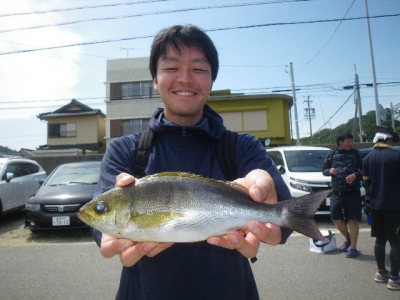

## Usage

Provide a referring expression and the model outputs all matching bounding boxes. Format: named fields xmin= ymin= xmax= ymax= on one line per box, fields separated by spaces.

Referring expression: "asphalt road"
xmin=1 ymin=212 xmax=399 ymax=300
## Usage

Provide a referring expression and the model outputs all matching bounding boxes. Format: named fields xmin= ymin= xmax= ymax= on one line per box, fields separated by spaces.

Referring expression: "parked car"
xmin=266 ymin=146 xmax=332 ymax=215
xmin=359 ymin=145 xmax=400 ymax=159
xmin=25 ymin=161 xmax=101 ymax=232
xmin=267 ymin=146 xmax=366 ymax=215
xmin=0 ymin=158 xmax=47 ymax=216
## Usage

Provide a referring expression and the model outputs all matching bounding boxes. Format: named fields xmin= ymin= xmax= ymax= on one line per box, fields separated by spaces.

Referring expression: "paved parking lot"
xmin=1 ymin=212 xmax=399 ymax=299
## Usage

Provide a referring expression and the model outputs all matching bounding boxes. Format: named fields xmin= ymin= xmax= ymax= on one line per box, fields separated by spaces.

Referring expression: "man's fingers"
xmin=120 ymin=243 xmax=157 ymax=267
xmin=100 ymin=238 xmax=134 ymax=258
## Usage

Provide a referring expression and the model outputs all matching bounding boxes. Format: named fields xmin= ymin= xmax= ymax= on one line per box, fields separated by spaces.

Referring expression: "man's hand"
xmin=98 ymin=173 xmax=173 ymax=267
xmin=207 ymin=169 xmax=281 ymax=259
xmin=329 ymin=168 xmax=338 ymax=175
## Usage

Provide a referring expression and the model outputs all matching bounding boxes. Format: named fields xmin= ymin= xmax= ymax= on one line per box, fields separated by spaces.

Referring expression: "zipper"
xmin=181 ymin=127 xmax=187 ymax=169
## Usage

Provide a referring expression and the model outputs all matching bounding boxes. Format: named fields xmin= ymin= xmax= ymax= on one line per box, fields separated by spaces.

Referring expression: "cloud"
xmin=0 ymin=0 xmax=84 ymax=121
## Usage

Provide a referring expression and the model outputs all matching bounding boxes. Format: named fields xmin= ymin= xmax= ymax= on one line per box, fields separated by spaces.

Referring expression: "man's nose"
xmin=177 ymin=68 xmax=193 ymax=83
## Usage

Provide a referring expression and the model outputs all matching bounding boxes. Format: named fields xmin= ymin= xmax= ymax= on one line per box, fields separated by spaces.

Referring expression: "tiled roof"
xmin=38 ymin=110 xmax=104 ymax=118
xmin=38 ymin=142 xmax=103 ymax=150
xmin=37 ymin=99 xmax=105 ymax=120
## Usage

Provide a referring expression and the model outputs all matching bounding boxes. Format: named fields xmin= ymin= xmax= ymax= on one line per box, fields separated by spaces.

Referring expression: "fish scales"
xmin=78 ymin=172 xmax=330 ymax=242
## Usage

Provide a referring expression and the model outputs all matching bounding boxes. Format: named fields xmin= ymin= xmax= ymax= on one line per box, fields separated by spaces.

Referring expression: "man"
xmin=322 ymin=131 xmax=362 ymax=258
xmin=362 ymin=126 xmax=400 ymax=291
xmin=91 ymin=25 xmax=292 ymax=299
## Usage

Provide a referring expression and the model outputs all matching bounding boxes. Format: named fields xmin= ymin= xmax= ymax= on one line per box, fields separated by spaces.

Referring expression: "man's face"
xmin=339 ymin=138 xmax=353 ymax=151
xmin=153 ymin=44 xmax=213 ymax=126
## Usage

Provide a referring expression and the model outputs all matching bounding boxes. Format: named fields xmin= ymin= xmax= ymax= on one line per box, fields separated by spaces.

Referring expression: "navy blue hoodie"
xmin=92 ymin=105 xmax=291 ymax=300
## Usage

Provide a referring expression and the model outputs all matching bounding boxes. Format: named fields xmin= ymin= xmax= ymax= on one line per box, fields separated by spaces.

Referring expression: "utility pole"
xmin=354 ymin=68 xmax=364 ymax=142
xmin=304 ymin=95 xmax=315 ymax=144
xmin=364 ymin=0 xmax=381 ymax=125
xmin=290 ymin=62 xmax=301 ymax=145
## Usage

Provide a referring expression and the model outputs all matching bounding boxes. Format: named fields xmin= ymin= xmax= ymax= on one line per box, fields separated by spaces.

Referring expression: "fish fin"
xmin=143 ymin=172 xmax=250 ymax=195
xmin=131 ymin=212 xmax=184 ymax=229
xmin=224 ymin=181 xmax=249 ymax=194
xmin=281 ymin=190 xmax=332 ymax=241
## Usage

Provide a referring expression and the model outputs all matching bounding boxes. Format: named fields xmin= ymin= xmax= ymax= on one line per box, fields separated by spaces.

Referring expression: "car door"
xmin=0 ymin=162 xmax=24 ymax=212
xmin=0 ymin=161 xmax=43 ymax=212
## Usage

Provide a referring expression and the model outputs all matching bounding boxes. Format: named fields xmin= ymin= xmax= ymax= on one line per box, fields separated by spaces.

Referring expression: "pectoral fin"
xmin=131 ymin=212 xmax=183 ymax=229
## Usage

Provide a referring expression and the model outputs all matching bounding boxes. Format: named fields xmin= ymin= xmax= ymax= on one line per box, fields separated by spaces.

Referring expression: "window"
xmin=111 ymin=81 xmax=159 ymax=100
xmin=3 ymin=162 xmax=39 ymax=179
xmin=219 ymin=110 xmax=267 ymax=132
xmin=268 ymin=151 xmax=284 ymax=167
xmin=110 ymin=118 xmax=150 ymax=137
xmin=48 ymin=123 xmax=76 ymax=138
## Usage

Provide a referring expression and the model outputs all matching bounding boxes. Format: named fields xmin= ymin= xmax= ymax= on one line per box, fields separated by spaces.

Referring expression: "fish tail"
xmin=280 ymin=190 xmax=331 ymax=241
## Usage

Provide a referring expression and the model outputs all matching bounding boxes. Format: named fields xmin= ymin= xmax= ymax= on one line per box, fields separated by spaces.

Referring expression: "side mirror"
xmin=277 ymin=165 xmax=286 ymax=175
xmin=6 ymin=172 xmax=14 ymax=182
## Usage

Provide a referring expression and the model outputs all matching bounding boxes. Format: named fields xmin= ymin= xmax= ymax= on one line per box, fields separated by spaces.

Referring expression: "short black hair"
xmin=336 ymin=131 xmax=353 ymax=146
xmin=149 ymin=24 xmax=219 ymax=81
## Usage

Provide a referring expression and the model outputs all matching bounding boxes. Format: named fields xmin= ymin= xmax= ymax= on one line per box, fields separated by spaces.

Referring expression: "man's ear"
xmin=153 ymin=78 xmax=159 ymax=91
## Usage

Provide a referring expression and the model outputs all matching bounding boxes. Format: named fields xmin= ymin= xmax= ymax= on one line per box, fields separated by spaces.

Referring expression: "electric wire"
xmin=315 ymin=90 xmax=356 ymax=132
xmin=0 ymin=0 xmax=171 ymax=17
xmin=1 ymin=13 xmax=399 ymax=56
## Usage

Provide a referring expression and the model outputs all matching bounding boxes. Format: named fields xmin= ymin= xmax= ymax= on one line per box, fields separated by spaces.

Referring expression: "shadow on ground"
xmin=0 ymin=209 xmax=93 ymax=243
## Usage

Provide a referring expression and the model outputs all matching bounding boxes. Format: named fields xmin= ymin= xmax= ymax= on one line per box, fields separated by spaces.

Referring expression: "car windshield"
xmin=284 ymin=150 xmax=329 ymax=172
xmin=45 ymin=165 xmax=100 ymax=186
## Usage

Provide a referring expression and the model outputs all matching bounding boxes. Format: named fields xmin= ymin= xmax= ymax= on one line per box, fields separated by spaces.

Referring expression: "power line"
xmin=0 ymin=1 xmax=311 ymax=34
xmin=1 ymin=81 xmax=399 ymax=110
xmin=316 ymin=90 xmax=356 ymax=132
xmin=0 ymin=0 xmax=171 ymax=17
xmin=294 ymin=0 xmax=356 ymax=68
xmin=1 ymin=12 xmax=398 ymax=56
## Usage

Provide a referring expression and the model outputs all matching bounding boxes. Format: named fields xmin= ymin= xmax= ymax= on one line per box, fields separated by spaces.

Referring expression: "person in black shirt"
xmin=362 ymin=126 xmax=400 ymax=291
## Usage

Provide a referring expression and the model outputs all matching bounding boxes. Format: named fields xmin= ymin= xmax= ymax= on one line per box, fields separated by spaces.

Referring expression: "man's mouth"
xmin=175 ymin=91 xmax=196 ymax=96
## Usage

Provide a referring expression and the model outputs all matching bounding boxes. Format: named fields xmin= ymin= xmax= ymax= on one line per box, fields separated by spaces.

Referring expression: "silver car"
xmin=0 ymin=158 xmax=47 ymax=216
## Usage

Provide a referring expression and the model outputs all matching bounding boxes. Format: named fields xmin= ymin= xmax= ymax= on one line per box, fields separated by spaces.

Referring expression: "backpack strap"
xmin=133 ymin=127 xmax=155 ymax=178
xmin=133 ymin=128 xmax=238 ymax=181
xmin=216 ymin=130 xmax=238 ymax=181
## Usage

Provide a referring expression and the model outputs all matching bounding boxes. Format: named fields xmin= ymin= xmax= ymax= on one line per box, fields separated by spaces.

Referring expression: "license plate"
xmin=52 ymin=216 xmax=70 ymax=226
xmin=325 ymin=197 xmax=330 ymax=206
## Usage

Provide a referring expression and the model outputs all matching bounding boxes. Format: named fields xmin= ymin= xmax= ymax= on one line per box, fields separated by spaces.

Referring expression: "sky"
xmin=0 ymin=0 xmax=399 ymax=150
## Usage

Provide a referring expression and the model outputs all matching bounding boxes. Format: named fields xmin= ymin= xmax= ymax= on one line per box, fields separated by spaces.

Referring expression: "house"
xmin=105 ymin=57 xmax=293 ymax=147
xmin=105 ymin=57 xmax=162 ymax=147
xmin=37 ymin=99 xmax=106 ymax=154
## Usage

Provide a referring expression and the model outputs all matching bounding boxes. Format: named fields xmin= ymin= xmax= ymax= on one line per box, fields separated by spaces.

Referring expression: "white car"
xmin=0 ymin=158 xmax=47 ymax=216
xmin=267 ymin=146 xmax=332 ymax=215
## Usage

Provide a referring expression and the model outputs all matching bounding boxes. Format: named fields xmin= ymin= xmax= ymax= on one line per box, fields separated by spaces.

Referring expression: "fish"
xmin=78 ymin=172 xmax=331 ymax=242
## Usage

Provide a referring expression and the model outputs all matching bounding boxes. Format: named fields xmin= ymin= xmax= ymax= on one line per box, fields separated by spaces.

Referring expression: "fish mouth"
xmin=77 ymin=209 xmax=90 ymax=224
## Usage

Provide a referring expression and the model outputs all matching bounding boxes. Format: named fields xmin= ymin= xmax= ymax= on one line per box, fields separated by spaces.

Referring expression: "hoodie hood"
xmin=149 ymin=104 xmax=226 ymax=140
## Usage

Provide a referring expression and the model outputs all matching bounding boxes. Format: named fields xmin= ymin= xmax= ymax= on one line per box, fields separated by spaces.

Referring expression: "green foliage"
xmin=0 ymin=145 xmax=18 ymax=154
xmin=300 ymin=109 xmax=400 ymax=145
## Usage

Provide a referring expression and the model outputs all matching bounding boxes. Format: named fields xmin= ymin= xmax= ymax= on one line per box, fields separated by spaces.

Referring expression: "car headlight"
xmin=290 ymin=181 xmax=313 ymax=192
xmin=26 ymin=203 xmax=41 ymax=211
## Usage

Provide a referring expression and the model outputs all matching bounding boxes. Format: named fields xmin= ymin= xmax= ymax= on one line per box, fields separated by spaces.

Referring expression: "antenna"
xmin=379 ymin=104 xmax=387 ymax=121
xmin=119 ymin=47 xmax=139 ymax=58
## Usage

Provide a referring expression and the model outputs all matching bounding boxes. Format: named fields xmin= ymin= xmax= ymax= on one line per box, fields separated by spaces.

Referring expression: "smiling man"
xmin=91 ymin=24 xmax=292 ymax=300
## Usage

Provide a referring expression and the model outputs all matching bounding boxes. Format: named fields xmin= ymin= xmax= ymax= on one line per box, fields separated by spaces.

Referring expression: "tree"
xmin=300 ymin=109 xmax=400 ymax=145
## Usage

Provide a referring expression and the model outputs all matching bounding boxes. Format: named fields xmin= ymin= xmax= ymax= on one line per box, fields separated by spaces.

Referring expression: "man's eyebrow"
xmin=161 ymin=56 xmax=209 ymax=64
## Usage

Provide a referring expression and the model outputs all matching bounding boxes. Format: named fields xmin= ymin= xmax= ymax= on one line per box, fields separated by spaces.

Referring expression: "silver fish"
xmin=78 ymin=172 xmax=330 ymax=242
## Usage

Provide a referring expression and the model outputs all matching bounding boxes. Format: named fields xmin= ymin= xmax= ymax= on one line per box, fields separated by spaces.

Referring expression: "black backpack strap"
xmin=216 ymin=130 xmax=238 ymax=181
xmin=133 ymin=127 xmax=155 ymax=178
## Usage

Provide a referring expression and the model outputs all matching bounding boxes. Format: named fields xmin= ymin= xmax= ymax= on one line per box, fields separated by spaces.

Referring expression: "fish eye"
xmin=95 ymin=202 xmax=107 ymax=214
